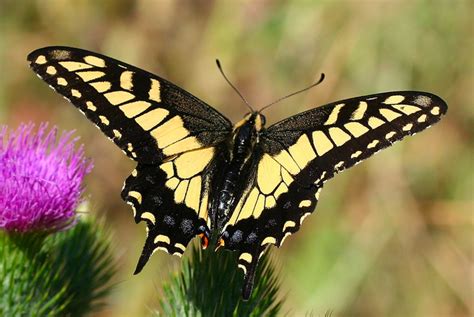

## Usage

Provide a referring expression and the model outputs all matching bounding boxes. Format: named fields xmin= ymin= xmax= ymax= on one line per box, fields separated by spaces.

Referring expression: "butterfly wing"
xmin=261 ymin=91 xmax=447 ymax=185
xmin=125 ymin=146 xmax=222 ymax=273
xmin=221 ymin=91 xmax=447 ymax=298
xmin=28 ymin=47 xmax=232 ymax=271
xmin=27 ymin=46 xmax=231 ymax=163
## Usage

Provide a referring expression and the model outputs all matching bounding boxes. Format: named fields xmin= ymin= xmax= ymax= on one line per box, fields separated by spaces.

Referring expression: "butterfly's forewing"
xmin=28 ymin=47 xmax=232 ymax=271
xmin=27 ymin=46 xmax=231 ymax=164
xmin=262 ymin=91 xmax=447 ymax=185
xmin=222 ymin=92 xmax=447 ymax=295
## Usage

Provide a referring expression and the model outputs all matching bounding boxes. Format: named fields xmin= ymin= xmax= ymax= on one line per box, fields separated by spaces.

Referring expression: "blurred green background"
xmin=0 ymin=1 xmax=472 ymax=316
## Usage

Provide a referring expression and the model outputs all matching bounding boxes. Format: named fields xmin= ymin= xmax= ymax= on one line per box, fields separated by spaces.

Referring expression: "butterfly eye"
xmin=260 ymin=114 xmax=266 ymax=126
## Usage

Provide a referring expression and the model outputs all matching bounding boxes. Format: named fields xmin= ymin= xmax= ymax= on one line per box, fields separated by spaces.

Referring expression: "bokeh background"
xmin=1 ymin=0 xmax=472 ymax=316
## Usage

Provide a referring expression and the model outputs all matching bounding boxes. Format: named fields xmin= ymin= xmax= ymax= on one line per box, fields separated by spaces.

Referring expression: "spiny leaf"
xmin=0 ymin=218 xmax=116 ymax=316
xmin=155 ymin=243 xmax=283 ymax=317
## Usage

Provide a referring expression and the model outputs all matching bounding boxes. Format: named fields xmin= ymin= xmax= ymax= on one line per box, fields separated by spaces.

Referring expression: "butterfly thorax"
xmin=213 ymin=112 xmax=265 ymax=231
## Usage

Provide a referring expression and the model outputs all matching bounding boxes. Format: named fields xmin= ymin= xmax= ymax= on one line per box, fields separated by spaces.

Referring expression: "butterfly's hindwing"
xmin=221 ymin=151 xmax=322 ymax=278
xmin=27 ymin=47 xmax=232 ymax=164
xmin=122 ymin=145 xmax=219 ymax=272
xmin=223 ymin=179 xmax=320 ymax=277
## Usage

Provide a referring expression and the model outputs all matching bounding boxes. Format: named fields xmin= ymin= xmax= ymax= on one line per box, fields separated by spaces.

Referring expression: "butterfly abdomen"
xmin=212 ymin=113 xmax=262 ymax=230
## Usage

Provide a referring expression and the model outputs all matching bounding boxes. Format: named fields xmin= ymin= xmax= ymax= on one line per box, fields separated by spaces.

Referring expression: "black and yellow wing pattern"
xmin=220 ymin=92 xmax=447 ymax=296
xmin=27 ymin=46 xmax=232 ymax=271
xmin=28 ymin=46 xmax=447 ymax=299
xmin=28 ymin=46 xmax=231 ymax=163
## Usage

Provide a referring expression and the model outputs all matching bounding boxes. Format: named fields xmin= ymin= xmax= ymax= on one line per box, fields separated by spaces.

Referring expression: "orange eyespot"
xmin=214 ymin=238 xmax=225 ymax=251
xmin=198 ymin=233 xmax=209 ymax=249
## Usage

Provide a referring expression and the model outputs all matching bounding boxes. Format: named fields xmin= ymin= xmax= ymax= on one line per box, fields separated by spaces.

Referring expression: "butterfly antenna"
xmin=259 ymin=73 xmax=325 ymax=113
xmin=216 ymin=59 xmax=254 ymax=112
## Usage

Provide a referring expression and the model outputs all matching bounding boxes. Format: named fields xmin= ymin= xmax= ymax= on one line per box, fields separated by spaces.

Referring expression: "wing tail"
xmin=239 ymin=247 xmax=264 ymax=300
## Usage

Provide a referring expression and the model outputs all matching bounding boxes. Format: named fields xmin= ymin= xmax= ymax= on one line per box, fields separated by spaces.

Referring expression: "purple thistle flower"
xmin=0 ymin=123 xmax=92 ymax=233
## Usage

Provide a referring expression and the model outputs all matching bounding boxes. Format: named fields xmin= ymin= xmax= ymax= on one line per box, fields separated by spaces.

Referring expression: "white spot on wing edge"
xmin=99 ymin=115 xmax=110 ymax=126
xmin=402 ymin=123 xmax=413 ymax=131
xmin=34 ymin=55 xmax=47 ymax=64
xmin=154 ymin=234 xmax=171 ymax=244
xmin=385 ymin=131 xmax=396 ymax=139
xmin=367 ymin=140 xmax=379 ymax=149
xmin=175 ymin=243 xmax=186 ymax=252
xmin=315 ymin=188 xmax=322 ymax=200
xmin=126 ymin=201 xmax=137 ymax=217
xmin=283 ymin=220 xmax=296 ymax=231
xmin=417 ymin=114 xmax=427 ymax=122
xmin=299 ymin=212 xmax=311 ymax=225
xmin=57 ymin=77 xmax=68 ymax=86
xmin=141 ymin=212 xmax=156 ymax=224
xmin=351 ymin=150 xmax=362 ymax=159
xmin=153 ymin=246 xmax=169 ymax=254
xmin=127 ymin=190 xmax=142 ymax=204
xmin=298 ymin=200 xmax=312 ymax=208
xmin=431 ymin=106 xmax=441 ymax=115
xmin=86 ymin=101 xmax=97 ymax=111
xmin=113 ymin=129 xmax=122 ymax=139
xmin=71 ymin=89 xmax=81 ymax=98
xmin=238 ymin=264 xmax=247 ymax=275
xmin=46 ymin=66 xmax=57 ymax=75
xmin=280 ymin=232 xmax=292 ymax=246
xmin=239 ymin=252 xmax=253 ymax=263
xmin=260 ymin=236 xmax=277 ymax=246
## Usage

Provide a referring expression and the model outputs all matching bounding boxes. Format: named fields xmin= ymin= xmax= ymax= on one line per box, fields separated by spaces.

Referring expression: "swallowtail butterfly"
xmin=28 ymin=47 xmax=447 ymax=299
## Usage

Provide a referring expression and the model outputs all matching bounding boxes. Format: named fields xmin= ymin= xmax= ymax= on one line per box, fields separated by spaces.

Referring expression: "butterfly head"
xmin=233 ymin=112 xmax=266 ymax=132
xmin=253 ymin=112 xmax=266 ymax=131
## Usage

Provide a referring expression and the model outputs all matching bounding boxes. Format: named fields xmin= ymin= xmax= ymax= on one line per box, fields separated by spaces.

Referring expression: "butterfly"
xmin=28 ymin=46 xmax=447 ymax=299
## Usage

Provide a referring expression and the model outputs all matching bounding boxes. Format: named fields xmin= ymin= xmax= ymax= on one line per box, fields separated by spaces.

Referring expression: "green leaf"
xmin=0 ymin=217 xmax=116 ymax=316
xmin=0 ymin=233 xmax=69 ymax=316
xmin=46 ymin=218 xmax=117 ymax=316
